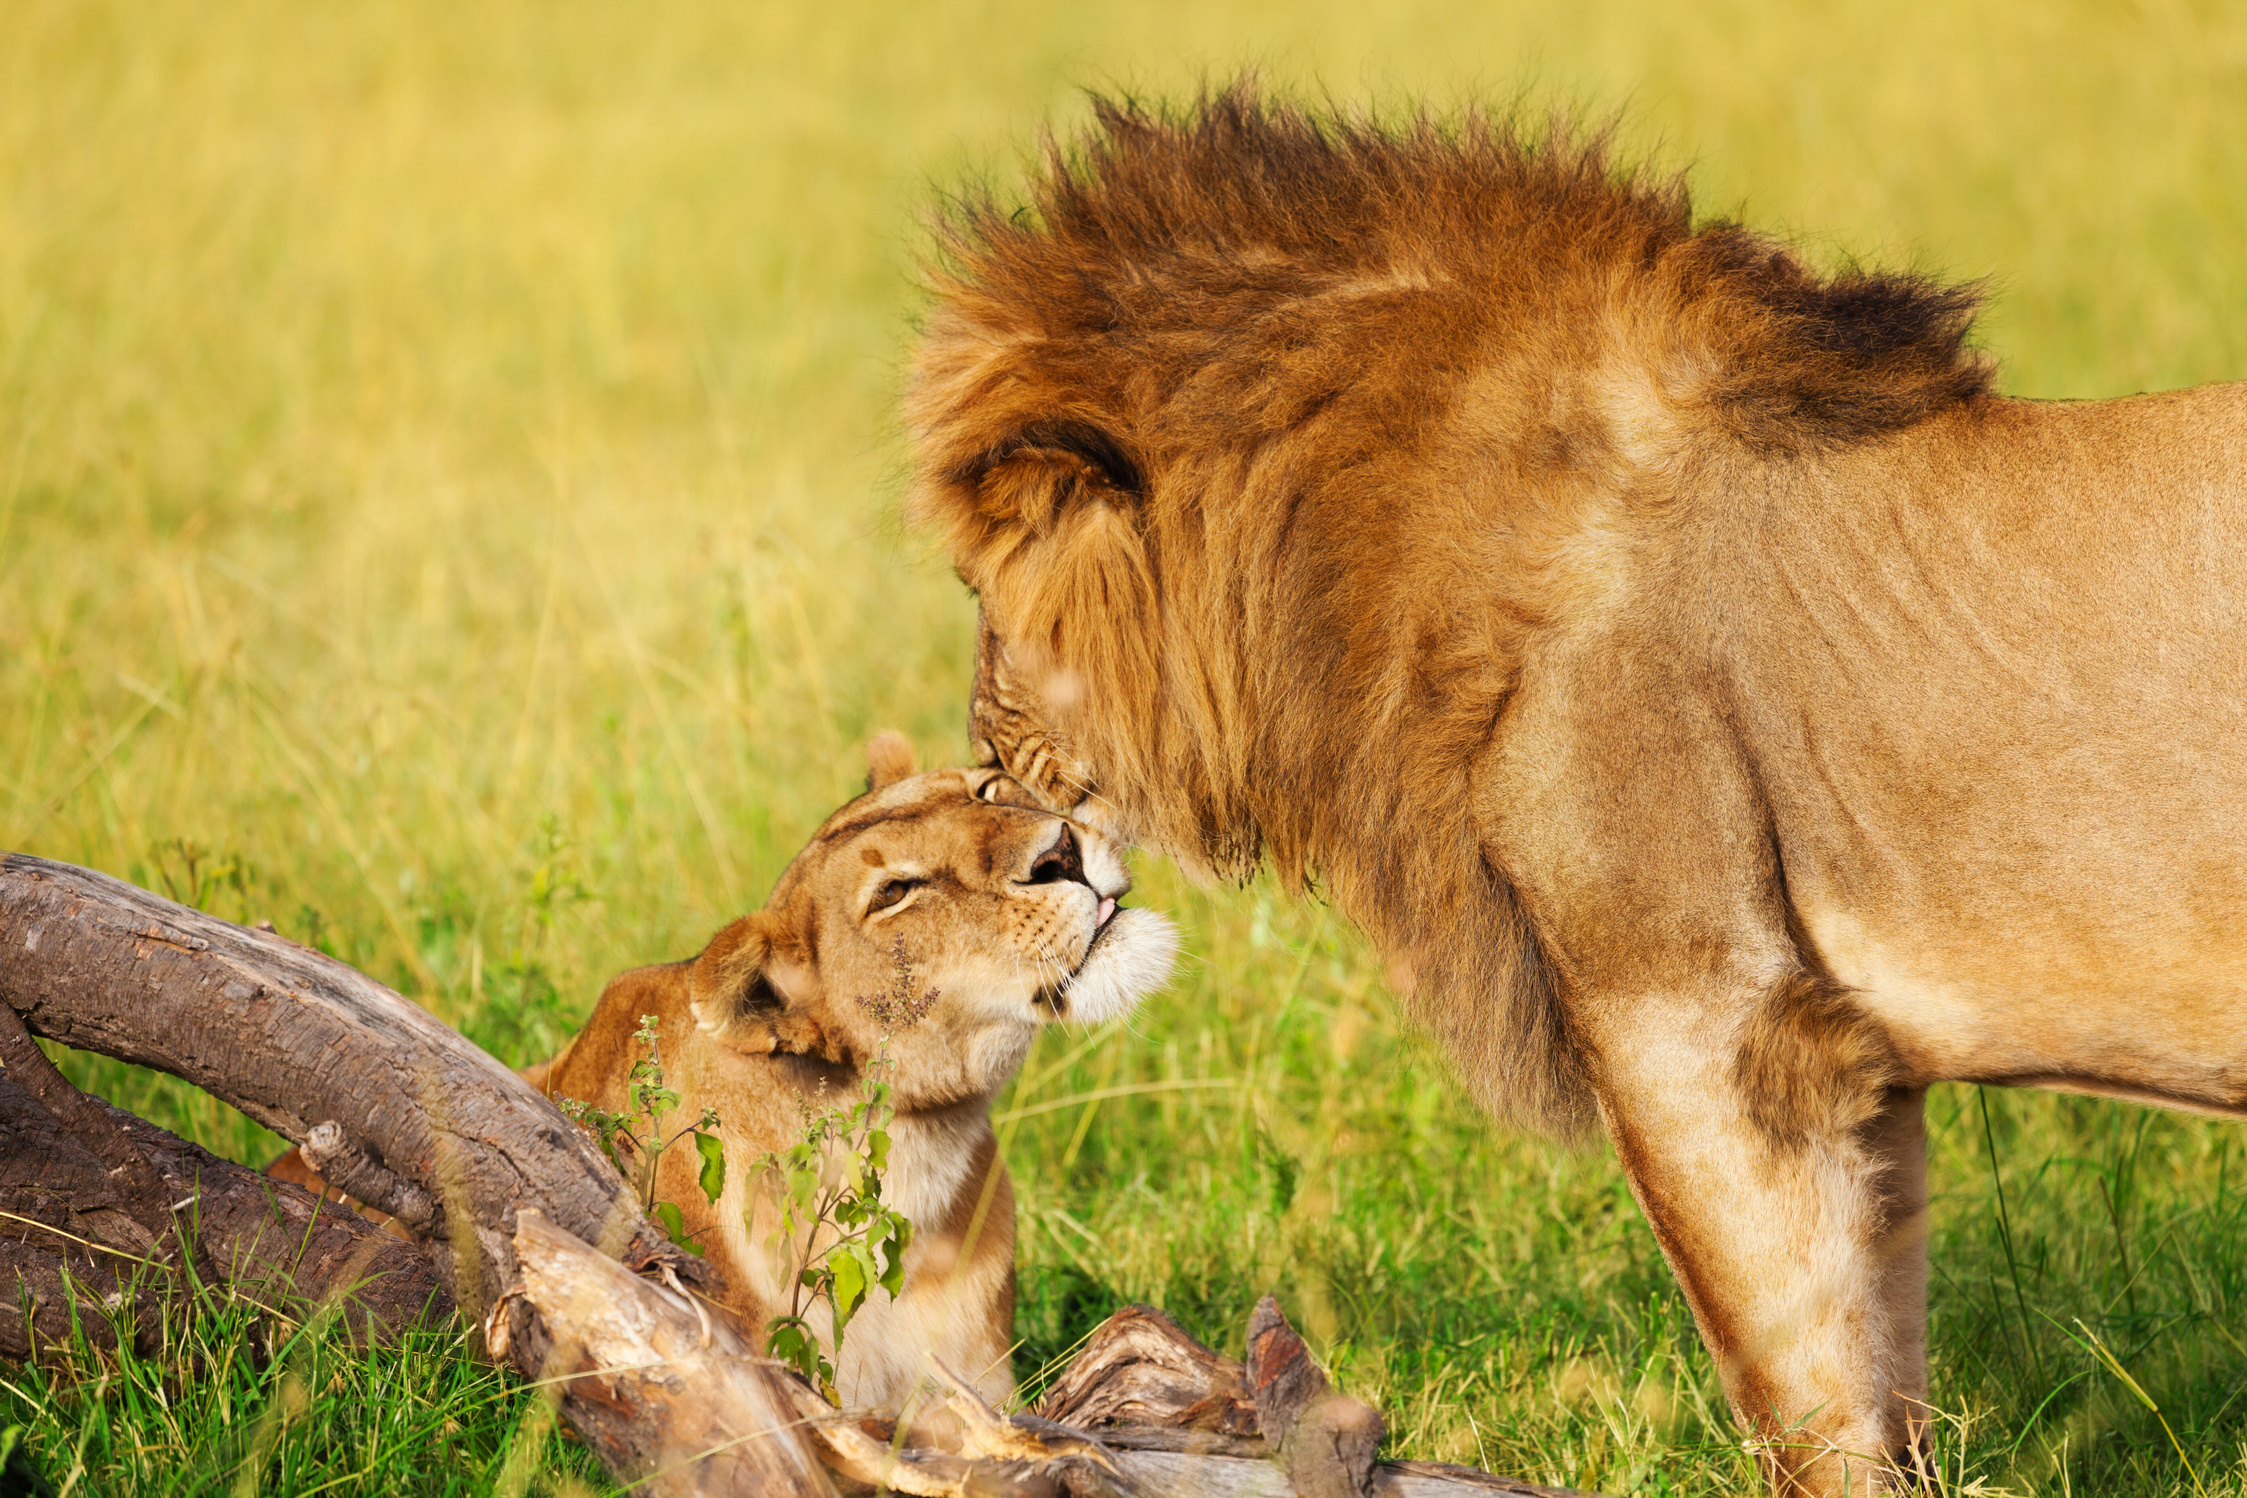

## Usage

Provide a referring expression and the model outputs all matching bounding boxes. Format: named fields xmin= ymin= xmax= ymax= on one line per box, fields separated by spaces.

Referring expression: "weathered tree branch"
xmin=0 ymin=850 xmax=699 ymax=1330
xmin=487 ymin=1211 xmax=837 ymax=1496
xmin=502 ymin=1222 xmax=1607 ymax=1498
xmin=0 ymin=1068 xmax=449 ymax=1359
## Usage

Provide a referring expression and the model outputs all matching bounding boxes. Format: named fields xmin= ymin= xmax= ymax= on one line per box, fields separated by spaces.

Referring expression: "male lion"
xmin=904 ymin=88 xmax=2247 ymax=1494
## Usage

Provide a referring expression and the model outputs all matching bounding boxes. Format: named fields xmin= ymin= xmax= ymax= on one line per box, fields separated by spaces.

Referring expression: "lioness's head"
xmin=687 ymin=735 xmax=1177 ymax=1107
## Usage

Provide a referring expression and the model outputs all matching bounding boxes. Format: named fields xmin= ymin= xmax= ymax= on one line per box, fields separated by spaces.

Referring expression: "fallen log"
xmin=0 ymin=851 xmax=696 ymax=1324
xmin=0 ymin=852 xmax=832 ymax=1476
xmin=0 ymin=1060 xmax=450 ymax=1359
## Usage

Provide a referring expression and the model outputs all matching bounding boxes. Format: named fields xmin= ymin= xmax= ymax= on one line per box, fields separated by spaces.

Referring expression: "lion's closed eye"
xmin=866 ymin=877 xmax=923 ymax=917
xmin=974 ymin=774 xmax=1043 ymax=808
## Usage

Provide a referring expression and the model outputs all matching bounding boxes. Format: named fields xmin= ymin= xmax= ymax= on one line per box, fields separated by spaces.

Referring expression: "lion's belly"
xmin=1802 ymin=896 xmax=2247 ymax=1114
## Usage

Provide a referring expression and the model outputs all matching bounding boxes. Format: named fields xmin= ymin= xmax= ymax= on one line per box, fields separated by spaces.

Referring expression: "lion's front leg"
xmin=1582 ymin=994 xmax=1930 ymax=1496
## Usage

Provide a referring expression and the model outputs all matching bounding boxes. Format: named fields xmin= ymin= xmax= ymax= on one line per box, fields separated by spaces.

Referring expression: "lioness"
xmin=277 ymin=738 xmax=1177 ymax=1410
xmin=541 ymin=738 xmax=1174 ymax=1407
xmin=905 ymin=87 xmax=2247 ymax=1493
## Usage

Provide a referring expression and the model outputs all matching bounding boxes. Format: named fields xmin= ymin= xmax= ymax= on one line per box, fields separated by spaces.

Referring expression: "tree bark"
xmin=0 ymin=1068 xmax=450 ymax=1360
xmin=487 ymin=1211 xmax=839 ymax=1497
xmin=0 ymin=850 xmax=699 ymax=1332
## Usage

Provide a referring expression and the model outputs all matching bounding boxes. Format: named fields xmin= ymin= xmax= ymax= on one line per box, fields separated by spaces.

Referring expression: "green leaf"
xmin=878 ymin=1221 xmax=907 ymax=1296
xmin=832 ymin=1246 xmax=867 ymax=1315
xmin=651 ymin=1200 xmax=693 ymax=1251
xmin=694 ymin=1130 xmax=726 ymax=1204
xmin=767 ymin=1319 xmax=817 ymax=1382
xmin=831 ymin=1248 xmax=868 ymax=1344
xmin=865 ymin=1129 xmax=890 ymax=1172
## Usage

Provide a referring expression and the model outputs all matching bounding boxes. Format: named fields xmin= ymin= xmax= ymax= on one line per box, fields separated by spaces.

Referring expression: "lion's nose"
xmin=1022 ymin=825 xmax=1089 ymax=888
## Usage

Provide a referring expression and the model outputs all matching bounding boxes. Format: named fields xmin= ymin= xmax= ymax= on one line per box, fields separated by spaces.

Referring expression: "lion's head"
xmin=686 ymin=734 xmax=1178 ymax=1108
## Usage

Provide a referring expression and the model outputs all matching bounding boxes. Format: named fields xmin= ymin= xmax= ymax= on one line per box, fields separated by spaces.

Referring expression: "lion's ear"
xmin=865 ymin=731 xmax=918 ymax=791
xmin=688 ymin=912 xmax=840 ymax=1061
xmin=973 ymin=420 xmax=1142 ymax=537
xmin=688 ymin=914 xmax=780 ymax=1047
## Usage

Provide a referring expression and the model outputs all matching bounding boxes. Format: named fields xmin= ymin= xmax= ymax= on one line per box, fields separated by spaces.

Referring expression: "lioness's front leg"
xmin=1582 ymin=993 xmax=1930 ymax=1495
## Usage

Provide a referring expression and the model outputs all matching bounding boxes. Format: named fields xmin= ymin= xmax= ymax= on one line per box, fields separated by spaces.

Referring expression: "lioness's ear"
xmin=688 ymin=912 xmax=843 ymax=1062
xmin=865 ymin=731 xmax=918 ymax=791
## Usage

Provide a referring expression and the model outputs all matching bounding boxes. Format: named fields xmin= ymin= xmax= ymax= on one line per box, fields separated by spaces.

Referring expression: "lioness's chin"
xmin=1059 ymin=906 xmax=1178 ymax=1025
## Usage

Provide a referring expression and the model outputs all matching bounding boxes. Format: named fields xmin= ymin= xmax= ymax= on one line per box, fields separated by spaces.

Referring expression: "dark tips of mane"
xmin=930 ymin=81 xmax=1994 ymax=454
xmin=1699 ymin=228 xmax=1992 ymax=444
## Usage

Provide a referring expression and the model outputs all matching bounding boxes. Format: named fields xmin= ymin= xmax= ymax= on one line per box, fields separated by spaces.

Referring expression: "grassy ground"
xmin=4 ymin=1 xmax=2246 ymax=1492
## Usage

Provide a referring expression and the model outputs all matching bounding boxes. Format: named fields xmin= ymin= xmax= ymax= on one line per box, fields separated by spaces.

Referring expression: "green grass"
xmin=3 ymin=0 xmax=2246 ymax=1492
xmin=2 ymin=1283 xmax=611 ymax=1498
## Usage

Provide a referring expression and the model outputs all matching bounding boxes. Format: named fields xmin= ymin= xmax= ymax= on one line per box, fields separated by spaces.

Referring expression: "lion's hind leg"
xmin=1586 ymin=979 xmax=1929 ymax=1496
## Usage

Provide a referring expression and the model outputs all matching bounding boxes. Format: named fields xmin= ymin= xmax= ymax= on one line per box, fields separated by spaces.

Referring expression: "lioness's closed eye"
xmin=539 ymin=735 xmax=1178 ymax=1409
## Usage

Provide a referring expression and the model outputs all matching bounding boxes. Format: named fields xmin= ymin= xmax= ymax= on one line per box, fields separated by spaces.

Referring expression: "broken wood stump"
xmin=1035 ymin=1299 xmax=1597 ymax=1498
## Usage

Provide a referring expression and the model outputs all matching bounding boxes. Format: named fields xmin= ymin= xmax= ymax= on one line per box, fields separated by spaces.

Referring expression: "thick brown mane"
xmin=907 ymin=86 xmax=1992 ymax=1139
xmin=928 ymin=85 xmax=1989 ymax=454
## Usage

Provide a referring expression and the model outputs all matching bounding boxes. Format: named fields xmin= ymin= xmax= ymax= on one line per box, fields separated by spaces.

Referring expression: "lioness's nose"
xmin=1023 ymin=825 xmax=1089 ymax=887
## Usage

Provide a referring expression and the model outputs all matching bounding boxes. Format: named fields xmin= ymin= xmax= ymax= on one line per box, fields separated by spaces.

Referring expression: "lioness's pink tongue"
xmin=1096 ymin=896 xmax=1117 ymax=928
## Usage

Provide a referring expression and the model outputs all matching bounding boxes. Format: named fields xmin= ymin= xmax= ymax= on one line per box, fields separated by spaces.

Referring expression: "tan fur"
xmin=542 ymin=747 xmax=1177 ymax=1411
xmin=904 ymin=85 xmax=2247 ymax=1494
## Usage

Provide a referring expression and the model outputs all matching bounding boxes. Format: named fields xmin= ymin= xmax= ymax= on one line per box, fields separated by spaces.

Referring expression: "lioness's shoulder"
xmin=545 ymin=959 xmax=695 ymax=1104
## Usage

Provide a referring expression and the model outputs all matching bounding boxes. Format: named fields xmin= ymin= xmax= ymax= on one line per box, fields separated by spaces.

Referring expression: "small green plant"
xmin=750 ymin=938 xmax=937 ymax=1397
xmin=556 ymin=1014 xmax=725 ymax=1254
